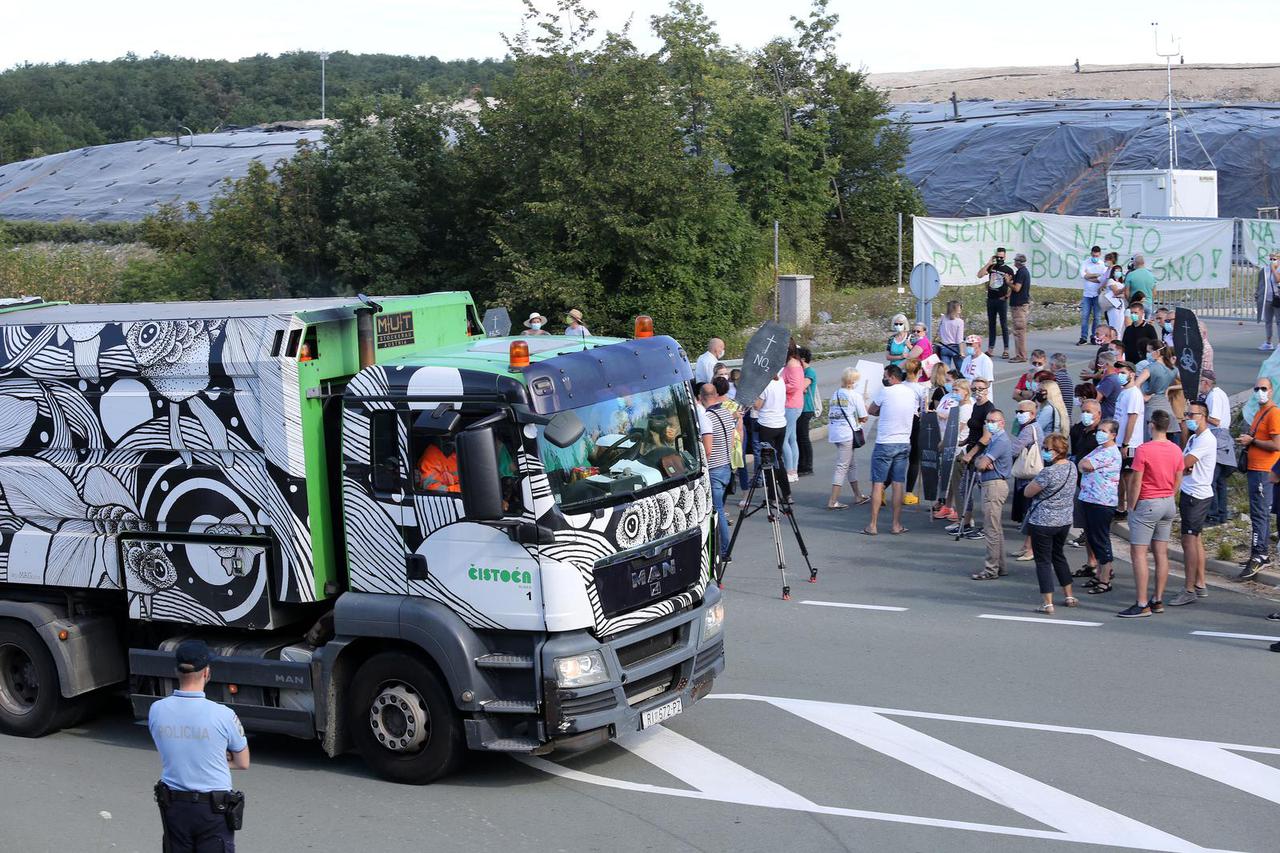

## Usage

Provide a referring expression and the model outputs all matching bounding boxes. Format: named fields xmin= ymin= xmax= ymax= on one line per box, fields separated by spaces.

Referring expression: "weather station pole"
xmin=319 ymin=52 xmax=330 ymax=120
xmin=1152 ymin=24 xmax=1181 ymax=213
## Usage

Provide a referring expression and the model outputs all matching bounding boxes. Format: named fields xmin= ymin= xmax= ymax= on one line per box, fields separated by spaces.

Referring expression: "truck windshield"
xmin=536 ymin=383 xmax=702 ymax=512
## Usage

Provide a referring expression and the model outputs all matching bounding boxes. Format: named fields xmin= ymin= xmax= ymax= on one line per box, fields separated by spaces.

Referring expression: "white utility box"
xmin=1107 ymin=169 xmax=1218 ymax=218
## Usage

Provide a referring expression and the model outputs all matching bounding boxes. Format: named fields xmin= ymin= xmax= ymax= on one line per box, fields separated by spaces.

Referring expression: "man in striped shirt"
xmin=699 ymin=379 xmax=738 ymax=560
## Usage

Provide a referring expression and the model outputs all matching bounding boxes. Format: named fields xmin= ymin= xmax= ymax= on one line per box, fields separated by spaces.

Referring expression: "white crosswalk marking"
xmin=1098 ymin=732 xmax=1280 ymax=807
xmin=521 ymin=695 xmax=1268 ymax=853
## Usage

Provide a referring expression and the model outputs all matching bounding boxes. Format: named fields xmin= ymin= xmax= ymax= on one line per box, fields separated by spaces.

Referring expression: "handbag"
xmin=1011 ymin=426 xmax=1043 ymax=479
xmin=834 ymin=390 xmax=866 ymax=448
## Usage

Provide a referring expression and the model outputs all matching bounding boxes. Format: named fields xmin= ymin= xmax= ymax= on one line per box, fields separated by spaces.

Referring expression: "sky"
xmin=3 ymin=0 xmax=1274 ymax=73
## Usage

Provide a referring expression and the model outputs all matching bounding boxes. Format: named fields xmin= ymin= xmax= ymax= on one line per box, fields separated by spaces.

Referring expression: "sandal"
xmin=1072 ymin=565 xmax=1097 ymax=579
xmin=1035 ymin=603 xmax=1055 ymax=614
xmin=1087 ymin=581 xmax=1113 ymax=595
xmin=971 ymin=569 xmax=1001 ymax=580
xmin=854 ymin=495 xmax=870 ymax=506
xmin=827 ymin=503 xmax=849 ymax=510
xmin=1063 ymin=596 xmax=1080 ymax=607
xmin=860 ymin=528 xmax=878 ymax=536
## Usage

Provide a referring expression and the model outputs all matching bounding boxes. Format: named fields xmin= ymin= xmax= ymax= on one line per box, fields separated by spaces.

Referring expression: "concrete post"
xmin=778 ymin=275 xmax=812 ymax=330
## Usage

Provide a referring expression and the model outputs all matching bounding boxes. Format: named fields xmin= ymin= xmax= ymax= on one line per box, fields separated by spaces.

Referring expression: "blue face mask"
xmin=1040 ymin=449 xmax=1054 ymax=462
xmin=1095 ymin=430 xmax=1111 ymax=444
xmin=944 ymin=382 xmax=954 ymax=392
xmin=967 ymin=346 xmax=978 ymax=356
xmin=1080 ymin=411 xmax=1095 ymax=426
xmin=985 ymin=422 xmax=1002 ymax=436
xmin=1028 ymin=381 xmax=1039 ymax=393
xmin=1130 ymin=313 xmax=1140 ymax=324
xmin=1186 ymin=417 xmax=1199 ymax=431
xmin=1117 ymin=373 xmax=1129 ymax=386
xmin=1163 ymin=322 xmax=1173 ymax=333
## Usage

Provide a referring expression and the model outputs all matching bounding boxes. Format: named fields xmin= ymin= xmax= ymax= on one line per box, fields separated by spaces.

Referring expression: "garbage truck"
xmin=0 ymin=292 xmax=724 ymax=783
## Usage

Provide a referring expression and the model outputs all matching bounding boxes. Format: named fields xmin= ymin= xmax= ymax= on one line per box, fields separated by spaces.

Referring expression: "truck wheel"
xmin=0 ymin=622 xmax=73 ymax=737
xmin=347 ymin=651 xmax=465 ymax=784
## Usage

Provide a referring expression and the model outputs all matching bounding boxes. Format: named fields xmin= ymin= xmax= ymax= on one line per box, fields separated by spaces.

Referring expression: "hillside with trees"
xmin=0 ymin=51 xmax=511 ymax=164
xmin=0 ymin=0 xmax=922 ymax=346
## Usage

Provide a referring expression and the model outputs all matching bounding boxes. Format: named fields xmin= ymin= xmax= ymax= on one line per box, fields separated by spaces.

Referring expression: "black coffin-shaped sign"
xmin=920 ymin=411 xmax=942 ymax=502
xmin=1172 ymin=307 xmax=1203 ymax=403
xmin=483 ymin=307 xmax=512 ymax=338
xmin=735 ymin=322 xmax=792 ymax=406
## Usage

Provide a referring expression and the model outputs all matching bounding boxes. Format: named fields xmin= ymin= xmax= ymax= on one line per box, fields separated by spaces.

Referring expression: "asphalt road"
xmin=3 ymin=318 xmax=1278 ymax=853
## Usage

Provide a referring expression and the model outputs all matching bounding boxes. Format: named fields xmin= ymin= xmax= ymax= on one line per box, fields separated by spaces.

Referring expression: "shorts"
xmin=1179 ymin=493 xmax=1212 ymax=536
xmin=870 ymin=442 xmax=910 ymax=484
xmin=1129 ymin=496 xmax=1176 ymax=545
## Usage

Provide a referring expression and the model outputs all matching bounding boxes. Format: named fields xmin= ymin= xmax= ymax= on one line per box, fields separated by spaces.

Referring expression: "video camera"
xmin=757 ymin=443 xmax=779 ymax=468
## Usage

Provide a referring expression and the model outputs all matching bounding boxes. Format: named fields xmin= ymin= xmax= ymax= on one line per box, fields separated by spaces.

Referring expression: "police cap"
xmin=174 ymin=639 xmax=211 ymax=673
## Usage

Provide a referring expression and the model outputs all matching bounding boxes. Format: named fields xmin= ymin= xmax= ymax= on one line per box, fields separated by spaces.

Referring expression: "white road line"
xmin=800 ymin=600 xmax=908 ymax=612
xmin=764 ymin=697 xmax=1210 ymax=853
xmin=1191 ymin=630 xmax=1280 ymax=642
xmin=978 ymin=614 xmax=1102 ymax=627
xmin=1097 ymin=732 xmax=1280 ymax=807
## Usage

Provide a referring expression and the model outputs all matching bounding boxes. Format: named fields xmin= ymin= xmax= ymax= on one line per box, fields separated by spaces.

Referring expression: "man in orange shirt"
xmin=1239 ymin=377 xmax=1280 ymax=579
xmin=417 ymin=438 xmax=461 ymax=494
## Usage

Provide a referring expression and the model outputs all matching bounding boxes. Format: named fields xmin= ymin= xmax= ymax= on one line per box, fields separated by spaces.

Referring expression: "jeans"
xmin=708 ymin=464 xmax=731 ymax=557
xmin=738 ymin=417 xmax=757 ymax=489
xmin=986 ymin=297 xmax=1009 ymax=350
xmin=1266 ymin=302 xmax=1278 ymax=342
xmin=1030 ymin=523 xmax=1072 ymax=594
xmin=783 ymin=407 xmax=801 ymax=471
xmin=937 ymin=342 xmax=962 ymax=371
xmin=1081 ymin=501 xmax=1116 ymax=566
xmin=1079 ymin=294 xmax=1102 ymax=341
xmin=797 ymin=411 xmax=815 ymax=473
xmin=1247 ymin=469 xmax=1273 ymax=559
xmin=1209 ymin=464 xmax=1232 ymax=523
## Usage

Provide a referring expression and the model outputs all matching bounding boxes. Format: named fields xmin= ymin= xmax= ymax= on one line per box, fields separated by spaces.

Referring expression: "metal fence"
xmin=1159 ymin=264 xmax=1256 ymax=319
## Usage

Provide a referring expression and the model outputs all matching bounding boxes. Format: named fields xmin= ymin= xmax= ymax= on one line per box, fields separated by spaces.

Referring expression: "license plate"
xmin=641 ymin=697 xmax=683 ymax=729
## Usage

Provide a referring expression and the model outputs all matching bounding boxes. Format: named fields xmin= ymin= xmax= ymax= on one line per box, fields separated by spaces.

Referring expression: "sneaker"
xmin=945 ymin=522 xmax=963 ymax=534
xmin=1167 ymin=589 xmax=1197 ymax=607
xmin=1117 ymin=603 xmax=1152 ymax=618
xmin=1069 ymin=537 xmax=1084 ymax=549
xmin=1240 ymin=557 xmax=1269 ymax=581
xmin=1076 ymin=338 xmax=1088 ymax=346
xmin=1261 ymin=342 xmax=1275 ymax=351
xmin=1150 ymin=599 xmax=1164 ymax=614
xmin=1271 ymin=641 xmax=1280 ymax=653
xmin=943 ymin=507 xmax=959 ymax=521
xmin=903 ymin=493 xmax=920 ymax=505
xmin=932 ymin=505 xmax=951 ymax=519
xmin=1266 ymin=611 xmax=1280 ymax=622
xmin=964 ymin=528 xmax=986 ymax=540
xmin=1194 ymin=586 xmax=1208 ymax=598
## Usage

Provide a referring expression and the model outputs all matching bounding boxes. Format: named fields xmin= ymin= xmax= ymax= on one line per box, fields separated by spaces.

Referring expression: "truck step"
xmin=479 ymin=699 xmax=539 ymax=714
xmin=481 ymin=737 xmax=543 ymax=753
xmin=474 ymin=653 xmax=534 ymax=670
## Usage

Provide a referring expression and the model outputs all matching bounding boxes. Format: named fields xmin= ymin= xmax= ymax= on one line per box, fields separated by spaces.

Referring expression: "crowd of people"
xmin=691 ymin=250 xmax=1280 ymax=647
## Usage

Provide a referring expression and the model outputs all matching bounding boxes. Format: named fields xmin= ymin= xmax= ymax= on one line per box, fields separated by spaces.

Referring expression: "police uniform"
xmin=149 ymin=640 xmax=247 ymax=852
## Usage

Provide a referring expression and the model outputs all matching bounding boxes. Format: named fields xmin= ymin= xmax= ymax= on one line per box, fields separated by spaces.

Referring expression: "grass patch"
xmin=0 ymin=241 xmax=155 ymax=303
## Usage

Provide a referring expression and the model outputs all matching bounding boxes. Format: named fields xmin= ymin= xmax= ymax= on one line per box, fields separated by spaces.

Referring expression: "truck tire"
xmin=347 ymin=651 xmax=466 ymax=784
xmin=0 ymin=621 xmax=78 ymax=737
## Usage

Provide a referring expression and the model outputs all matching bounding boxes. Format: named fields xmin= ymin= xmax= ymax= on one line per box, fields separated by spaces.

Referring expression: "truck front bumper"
xmin=539 ymin=583 xmax=725 ymax=752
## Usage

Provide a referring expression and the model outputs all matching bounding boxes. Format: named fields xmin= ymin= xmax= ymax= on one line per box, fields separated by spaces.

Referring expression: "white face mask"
xmin=1257 ymin=388 xmax=1271 ymax=404
xmin=1016 ymin=411 xmax=1033 ymax=425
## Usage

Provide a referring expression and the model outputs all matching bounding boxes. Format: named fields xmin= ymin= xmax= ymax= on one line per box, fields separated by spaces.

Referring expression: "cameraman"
xmin=978 ymin=248 xmax=1015 ymax=359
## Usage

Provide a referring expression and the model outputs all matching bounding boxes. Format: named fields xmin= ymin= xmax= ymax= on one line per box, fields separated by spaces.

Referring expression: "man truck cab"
xmin=0 ymin=293 xmax=724 ymax=783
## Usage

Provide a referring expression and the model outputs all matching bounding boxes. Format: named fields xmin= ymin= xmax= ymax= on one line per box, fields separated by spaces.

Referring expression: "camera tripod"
xmin=716 ymin=445 xmax=817 ymax=600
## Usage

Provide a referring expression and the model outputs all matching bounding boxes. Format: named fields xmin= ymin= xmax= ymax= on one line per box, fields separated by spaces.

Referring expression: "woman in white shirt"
xmin=827 ymin=367 xmax=869 ymax=509
xmin=749 ymin=373 xmax=792 ymax=506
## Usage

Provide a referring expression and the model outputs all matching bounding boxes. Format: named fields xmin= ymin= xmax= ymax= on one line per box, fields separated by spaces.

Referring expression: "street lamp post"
xmin=319 ymin=52 xmax=330 ymax=120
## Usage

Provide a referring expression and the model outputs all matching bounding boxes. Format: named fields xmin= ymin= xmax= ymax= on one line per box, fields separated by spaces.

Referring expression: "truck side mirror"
xmin=456 ymin=426 xmax=505 ymax=521
xmin=543 ymin=410 xmax=585 ymax=448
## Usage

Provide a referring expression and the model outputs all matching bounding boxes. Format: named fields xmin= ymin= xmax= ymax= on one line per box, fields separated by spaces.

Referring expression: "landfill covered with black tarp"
xmin=0 ymin=128 xmax=322 ymax=222
xmin=892 ymin=99 xmax=1280 ymax=218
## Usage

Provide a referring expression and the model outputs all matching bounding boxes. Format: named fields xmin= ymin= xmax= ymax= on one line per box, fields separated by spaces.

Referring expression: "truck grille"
xmin=624 ymin=666 xmax=680 ymax=707
xmin=592 ymin=531 xmax=702 ymax=618
xmin=616 ymin=628 xmax=680 ymax=669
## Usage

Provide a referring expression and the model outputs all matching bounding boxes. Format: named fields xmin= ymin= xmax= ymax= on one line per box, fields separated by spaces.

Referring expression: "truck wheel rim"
xmin=0 ymin=644 xmax=39 ymax=716
xmin=369 ymin=682 xmax=430 ymax=753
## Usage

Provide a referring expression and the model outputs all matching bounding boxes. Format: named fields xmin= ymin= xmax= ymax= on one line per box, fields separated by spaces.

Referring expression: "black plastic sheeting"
xmin=891 ymin=100 xmax=1280 ymax=218
xmin=0 ymin=128 xmax=322 ymax=222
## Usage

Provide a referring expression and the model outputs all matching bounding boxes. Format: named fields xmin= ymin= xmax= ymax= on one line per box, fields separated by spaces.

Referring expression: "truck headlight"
xmin=702 ymin=601 xmax=725 ymax=642
xmin=554 ymin=651 xmax=609 ymax=688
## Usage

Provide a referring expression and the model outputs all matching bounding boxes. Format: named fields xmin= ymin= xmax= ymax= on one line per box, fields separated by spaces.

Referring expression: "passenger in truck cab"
xmin=416 ymin=436 xmax=461 ymax=493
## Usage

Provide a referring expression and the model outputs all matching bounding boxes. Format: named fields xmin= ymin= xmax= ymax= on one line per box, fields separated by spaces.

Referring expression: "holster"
xmin=153 ymin=781 xmax=171 ymax=809
xmin=211 ymin=790 xmax=246 ymax=831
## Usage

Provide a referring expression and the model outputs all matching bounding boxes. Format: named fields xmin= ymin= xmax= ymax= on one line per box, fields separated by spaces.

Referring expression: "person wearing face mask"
xmin=1102 ymin=254 xmax=1128 ymax=335
xmin=933 ymin=377 xmax=971 ymax=521
xmin=1009 ymin=400 xmax=1043 ymax=562
xmin=1168 ymin=401 xmax=1217 ymax=606
xmin=1051 ymin=352 xmax=1074 ymax=419
xmin=1114 ymin=361 xmax=1146 ymax=512
xmin=1126 ymin=253 xmax=1157 ymax=306
xmin=522 ymin=312 xmax=550 ymax=335
xmin=1008 ymin=253 xmax=1032 ymax=362
xmin=1095 ymin=357 xmax=1122 ymax=421
xmin=1081 ymin=325 xmax=1118 ymax=383
xmin=1255 ymin=251 xmax=1280 ymax=351
xmin=1119 ymin=410 xmax=1183 ymax=617
xmin=969 ymin=410 xmax=1013 ymax=580
xmin=1199 ymin=370 xmax=1234 ymax=526
xmin=1069 ymin=399 xmax=1104 ymax=578
xmin=959 ymin=334 xmax=994 ymax=384
xmin=886 ymin=313 xmax=912 ymax=369
xmin=1012 ymin=349 xmax=1048 ymax=403
xmin=1078 ymin=245 xmax=1107 ymax=345
xmin=1238 ymin=377 xmax=1280 ymax=579
xmin=977 ymin=247 xmax=1014 ymax=359
xmin=1077 ymin=418 xmax=1122 ymax=593
xmin=944 ymin=379 xmax=993 ymax=534
xmin=1121 ymin=302 xmax=1158 ymax=364
xmin=1024 ymin=434 xmax=1079 ymax=613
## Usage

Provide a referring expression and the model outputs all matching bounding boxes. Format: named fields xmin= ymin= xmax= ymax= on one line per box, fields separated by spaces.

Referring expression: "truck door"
xmin=341 ymin=406 xmax=411 ymax=595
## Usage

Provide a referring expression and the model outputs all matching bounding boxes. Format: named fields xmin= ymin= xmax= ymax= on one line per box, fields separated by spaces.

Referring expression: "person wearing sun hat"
xmin=565 ymin=308 xmax=590 ymax=338
xmin=523 ymin=312 xmax=549 ymax=335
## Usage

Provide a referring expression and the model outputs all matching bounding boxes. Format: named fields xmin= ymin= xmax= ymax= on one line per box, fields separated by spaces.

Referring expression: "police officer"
xmin=149 ymin=639 xmax=249 ymax=851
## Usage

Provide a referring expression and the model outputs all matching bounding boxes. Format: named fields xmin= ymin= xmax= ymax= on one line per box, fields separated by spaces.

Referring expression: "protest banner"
xmin=914 ymin=212 xmax=1233 ymax=289
xmin=1242 ymin=219 xmax=1280 ymax=267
